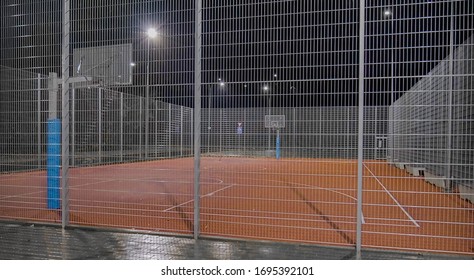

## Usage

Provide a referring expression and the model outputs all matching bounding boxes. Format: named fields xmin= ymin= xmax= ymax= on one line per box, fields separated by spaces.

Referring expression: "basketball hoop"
xmin=265 ymin=115 xmax=285 ymax=129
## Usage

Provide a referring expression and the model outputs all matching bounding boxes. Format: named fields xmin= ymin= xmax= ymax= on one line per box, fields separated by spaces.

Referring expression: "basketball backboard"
xmin=73 ymin=43 xmax=133 ymax=87
xmin=265 ymin=115 xmax=285 ymax=129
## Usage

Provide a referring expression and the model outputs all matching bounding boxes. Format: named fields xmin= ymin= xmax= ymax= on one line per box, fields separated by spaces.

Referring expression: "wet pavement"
xmin=0 ymin=222 xmax=470 ymax=260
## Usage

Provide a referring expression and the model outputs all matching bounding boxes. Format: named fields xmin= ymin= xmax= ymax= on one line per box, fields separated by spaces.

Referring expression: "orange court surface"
xmin=0 ymin=157 xmax=473 ymax=255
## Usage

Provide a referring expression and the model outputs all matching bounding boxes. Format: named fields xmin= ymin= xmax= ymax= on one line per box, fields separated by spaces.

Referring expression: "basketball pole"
xmin=276 ymin=128 xmax=281 ymax=159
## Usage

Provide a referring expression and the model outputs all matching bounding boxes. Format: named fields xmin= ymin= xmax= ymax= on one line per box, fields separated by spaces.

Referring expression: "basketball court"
xmin=1 ymin=1 xmax=473 ymax=260
xmin=1 ymin=156 xmax=472 ymax=255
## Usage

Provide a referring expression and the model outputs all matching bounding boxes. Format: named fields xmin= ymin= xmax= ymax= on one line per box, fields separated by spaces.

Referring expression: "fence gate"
xmin=375 ymin=137 xmax=387 ymax=160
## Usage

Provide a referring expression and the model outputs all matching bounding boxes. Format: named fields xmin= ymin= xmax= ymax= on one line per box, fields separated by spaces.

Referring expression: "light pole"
xmin=384 ymin=9 xmax=395 ymax=165
xmin=384 ymin=9 xmax=394 ymax=105
xmin=290 ymin=86 xmax=296 ymax=155
xmin=207 ymin=78 xmax=225 ymax=154
xmin=265 ymin=72 xmax=277 ymax=151
xmin=145 ymin=27 xmax=158 ymax=158
xmin=263 ymin=85 xmax=270 ymax=150
xmin=270 ymin=73 xmax=277 ymax=111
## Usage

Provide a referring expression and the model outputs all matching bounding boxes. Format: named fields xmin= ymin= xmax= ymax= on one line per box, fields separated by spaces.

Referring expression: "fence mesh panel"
xmin=0 ymin=0 xmax=472 ymax=256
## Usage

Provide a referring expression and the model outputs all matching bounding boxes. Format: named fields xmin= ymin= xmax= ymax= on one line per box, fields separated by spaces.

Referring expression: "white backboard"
xmin=265 ymin=115 xmax=285 ymax=129
xmin=73 ymin=43 xmax=133 ymax=87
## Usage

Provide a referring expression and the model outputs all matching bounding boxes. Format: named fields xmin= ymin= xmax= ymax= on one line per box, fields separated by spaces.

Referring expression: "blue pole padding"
xmin=47 ymin=119 xmax=61 ymax=209
xmin=276 ymin=133 xmax=281 ymax=159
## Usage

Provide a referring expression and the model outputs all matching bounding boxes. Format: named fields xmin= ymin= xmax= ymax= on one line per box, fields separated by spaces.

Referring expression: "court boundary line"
xmin=163 ymin=178 xmax=235 ymax=212
xmin=70 ymin=179 xmax=117 ymax=188
xmin=241 ymin=177 xmax=366 ymax=224
xmin=0 ymin=191 xmax=45 ymax=201
xmin=363 ymin=163 xmax=420 ymax=228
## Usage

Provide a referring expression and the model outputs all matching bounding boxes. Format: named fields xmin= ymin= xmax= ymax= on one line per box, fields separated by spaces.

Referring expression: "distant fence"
xmin=203 ymin=106 xmax=388 ymax=160
xmin=0 ymin=76 xmax=380 ymax=169
xmin=0 ymin=65 xmax=195 ymax=172
xmin=0 ymin=66 xmax=48 ymax=172
xmin=1 ymin=64 xmax=389 ymax=173
xmin=72 ymin=87 xmax=194 ymax=166
xmin=389 ymin=36 xmax=473 ymax=193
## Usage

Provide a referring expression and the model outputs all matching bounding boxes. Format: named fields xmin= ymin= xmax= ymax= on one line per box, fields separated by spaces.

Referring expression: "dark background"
xmin=1 ymin=0 xmax=472 ymax=107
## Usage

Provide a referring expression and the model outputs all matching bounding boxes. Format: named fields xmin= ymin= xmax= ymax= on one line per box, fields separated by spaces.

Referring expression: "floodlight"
xmin=147 ymin=28 xmax=158 ymax=39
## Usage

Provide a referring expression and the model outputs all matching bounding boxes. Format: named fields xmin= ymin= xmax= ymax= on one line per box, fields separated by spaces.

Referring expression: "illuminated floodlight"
xmin=147 ymin=28 xmax=158 ymax=39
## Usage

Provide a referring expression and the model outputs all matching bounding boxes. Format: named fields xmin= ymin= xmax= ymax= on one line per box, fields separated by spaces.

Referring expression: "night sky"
xmin=1 ymin=0 xmax=472 ymax=107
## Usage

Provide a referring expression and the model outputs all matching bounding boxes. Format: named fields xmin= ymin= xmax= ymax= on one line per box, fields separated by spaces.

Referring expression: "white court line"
xmin=268 ymin=179 xmax=357 ymax=201
xmin=0 ymin=179 xmax=116 ymax=201
xmin=202 ymin=184 xmax=235 ymax=197
xmin=363 ymin=163 xmax=420 ymax=227
xmin=260 ymin=178 xmax=365 ymax=224
xmin=0 ymin=190 xmax=44 ymax=201
xmin=74 ymin=179 xmax=116 ymax=187
xmin=163 ymin=182 xmax=235 ymax=212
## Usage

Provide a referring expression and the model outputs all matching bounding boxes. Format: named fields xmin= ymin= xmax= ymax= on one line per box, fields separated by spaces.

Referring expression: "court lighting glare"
xmin=147 ymin=28 xmax=158 ymax=39
xmin=263 ymin=85 xmax=269 ymax=91
xmin=219 ymin=81 xmax=225 ymax=87
xmin=384 ymin=10 xmax=392 ymax=17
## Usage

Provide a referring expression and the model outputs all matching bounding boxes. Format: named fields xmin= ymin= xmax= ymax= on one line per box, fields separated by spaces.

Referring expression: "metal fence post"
xmin=267 ymin=101 xmax=271 ymax=151
xmin=293 ymin=107 xmax=296 ymax=157
xmin=319 ymin=108 xmax=322 ymax=158
xmin=37 ymin=73 xmax=41 ymax=168
xmin=71 ymin=86 xmax=75 ymax=166
xmin=207 ymin=86 xmax=211 ymax=154
xmin=374 ymin=107 xmax=378 ymax=159
xmin=219 ymin=109 xmax=223 ymax=153
xmin=356 ymin=0 xmax=365 ymax=260
xmin=446 ymin=3 xmax=454 ymax=191
xmin=154 ymin=101 xmax=157 ymax=157
xmin=98 ymin=88 xmax=102 ymax=163
xmin=139 ymin=97 xmax=143 ymax=159
xmin=120 ymin=92 xmax=123 ymax=162
xmin=194 ymin=0 xmax=202 ymax=240
xmin=48 ymin=72 xmax=58 ymax=120
xmin=61 ymin=0 xmax=71 ymax=229
xmin=345 ymin=108 xmax=349 ymax=159
xmin=169 ymin=103 xmax=172 ymax=158
xmin=180 ymin=106 xmax=184 ymax=157
xmin=243 ymin=108 xmax=246 ymax=155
